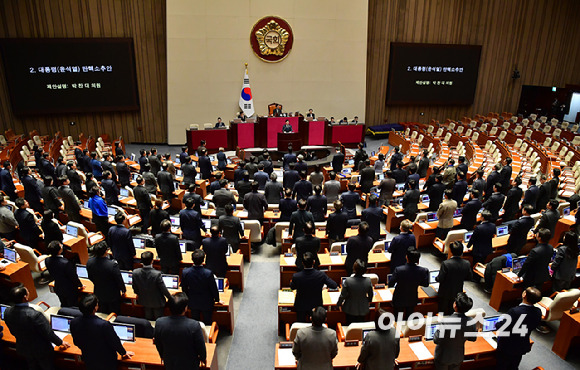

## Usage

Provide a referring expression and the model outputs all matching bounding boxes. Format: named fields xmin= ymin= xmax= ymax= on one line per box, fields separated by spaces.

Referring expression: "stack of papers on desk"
xmin=564 ymin=215 xmax=576 ymax=222
xmin=330 ymin=255 xmax=343 ymax=264
xmin=62 ymin=234 xmax=75 ymax=243
xmin=409 ymin=342 xmax=433 ymax=360
xmin=384 ymin=252 xmax=392 ymax=260
xmin=279 ymin=291 xmax=295 ymax=305
xmin=504 ymin=271 xmax=519 ymax=280
xmin=284 ymin=256 xmax=296 ymax=265
xmin=278 ymin=348 xmax=295 ymax=366
xmin=377 ymin=289 xmax=393 ymax=301
xmin=328 ymin=291 xmax=341 ymax=305
xmin=237 ymin=211 xmax=248 ymax=218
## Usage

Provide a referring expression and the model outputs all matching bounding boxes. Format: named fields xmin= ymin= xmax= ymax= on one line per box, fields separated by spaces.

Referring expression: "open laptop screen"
xmin=132 ymin=238 xmax=145 ymax=249
xmin=112 ymin=322 xmax=135 ymax=342
xmin=425 ymin=324 xmax=439 ymax=340
xmin=162 ymin=274 xmax=179 ymax=289
xmin=76 ymin=264 xmax=88 ymax=279
xmin=3 ymin=248 xmax=17 ymax=263
xmin=215 ymin=278 xmax=225 ymax=292
xmin=496 ymin=225 xmax=508 ymax=237
xmin=51 ymin=315 xmax=73 ymax=333
xmin=66 ymin=225 xmax=78 ymax=237
xmin=120 ymin=271 xmax=132 ymax=285
xmin=482 ymin=316 xmax=501 ymax=332
xmin=429 ymin=270 xmax=439 ymax=284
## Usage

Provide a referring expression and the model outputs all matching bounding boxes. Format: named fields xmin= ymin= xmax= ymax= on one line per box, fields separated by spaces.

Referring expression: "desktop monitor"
xmin=120 ymin=271 xmax=133 ymax=285
xmin=425 ymin=324 xmax=439 ymax=340
xmin=107 ymin=207 xmax=117 ymax=216
xmin=496 ymin=225 xmax=509 ymax=237
xmin=482 ymin=315 xmax=501 ymax=332
xmin=66 ymin=225 xmax=78 ymax=237
xmin=427 ymin=212 xmax=438 ymax=222
xmin=120 ymin=188 xmax=129 ymax=197
xmin=112 ymin=322 xmax=136 ymax=342
xmin=512 ymin=257 xmax=526 ymax=273
xmin=170 ymin=216 xmax=180 ymax=227
xmin=50 ymin=315 xmax=73 ymax=333
xmin=132 ymin=238 xmax=145 ymax=249
xmin=3 ymin=248 xmax=17 ymax=263
xmin=162 ymin=274 xmax=179 ymax=289
xmin=464 ymin=231 xmax=474 ymax=243
xmin=215 ymin=278 xmax=225 ymax=292
xmin=76 ymin=264 xmax=89 ymax=279
xmin=0 ymin=304 xmax=9 ymax=320
xmin=429 ymin=270 xmax=439 ymax=284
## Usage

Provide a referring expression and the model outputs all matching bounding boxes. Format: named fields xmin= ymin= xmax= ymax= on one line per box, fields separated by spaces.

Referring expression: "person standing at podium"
xmin=282 ymin=120 xmax=293 ymax=133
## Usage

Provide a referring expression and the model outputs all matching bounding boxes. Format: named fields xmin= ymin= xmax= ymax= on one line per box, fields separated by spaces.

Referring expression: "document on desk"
xmin=278 ymin=348 xmax=296 ymax=366
xmin=237 ymin=211 xmax=248 ymax=218
xmin=207 ymin=209 xmax=216 ymax=216
xmin=284 ymin=256 xmax=296 ymax=266
xmin=504 ymin=271 xmax=519 ymax=280
xmin=564 ymin=215 xmax=576 ymax=222
xmin=409 ymin=341 xmax=433 ymax=360
xmin=330 ymin=255 xmax=343 ymax=264
xmin=62 ymin=234 xmax=75 ymax=243
xmin=377 ymin=289 xmax=393 ymax=301
xmin=384 ymin=252 xmax=392 ymax=260
xmin=328 ymin=291 xmax=341 ymax=305
xmin=279 ymin=291 xmax=295 ymax=305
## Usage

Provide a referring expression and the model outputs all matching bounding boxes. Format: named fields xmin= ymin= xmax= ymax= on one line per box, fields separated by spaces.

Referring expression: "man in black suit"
xmin=132 ymin=251 xmax=171 ymax=320
xmin=65 ymin=161 xmax=83 ymax=197
xmin=283 ymin=146 xmax=297 ymax=170
xmin=181 ymin=249 xmax=220 ymax=324
xmin=388 ymin=219 xmax=416 ymax=271
xmin=471 ymin=169 xmax=486 ymax=200
xmin=58 ymin=175 xmax=82 ymax=223
xmin=4 ymin=287 xmax=71 ymax=370
xmin=360 ymin=159 xmax=376 ymax=193
xmin=108 ymin=212 xmax=136 ymax=270
xmin=208 ymin=172 xmax=222 ymax=194
xmin=361 ymin=194 xmax=383 ymax=241
xmin=273 ymin=105 xmax=282 ymax=117
xmin=155 ymin=220 xmax=182 ymax=274
xmin=456 ymin=156 xmax=468 ymax=178
xmin=389 ymin=248 xmax=429 ymax=320
xmin=235 ymin=171 xmax=252 ymax=204
xmin=466 ymin=210 xmax=496 ymax=265
xmin=202 ymin=226 xmax=229 ymax=278
xmin=0 ymin=161 xmax=17 ymax=200
xmin=482 ymin=182 xmax=505 ymax=221
xmin=522 ymin=177 xmax=539 ymax=211
xmin=344 ymin=222 xmax=374 ymax=276
xmin=436 ymin=241 xmax=472 ymax=315
xmin=549 ymin=167 xmax=560 ymax=200
xmin=289 ymin=199 xmax=315 ymax=242
xmin=291 ymin=252 xmax=338 ymax=322
xmin=496 ymin=287 xmax=543 ymax=370
xmin=389 ymin=147 xmax=403 ymax=171
xmin=293 ymin=171 xmax=313 ymax=201
xmin=148 ymin=148 xmax=162 ymax=175
xmin=71 ymin=294 xmax=133 ymax=369
xmin=295 ymin=222 xmax=321 ymax=271
xmin=45 ymin=241 xmax=83 ymax=307
xmin=506 ymin=204 xmax=535 ymax=254
xmin=332 ymin=147 xmax=345 ymax=173
xmin=133 ymin=175 xmax=152 ymax=233
xmin=218 ymin=204 xmax=244 ymax=253
xmin=14 ymin=197 xmax=42 ymax=249
xmin=39 ymin=152 xmax=56 ymax=181
xmin=198 ymin=149 xmax=212 ymax=180
xmin=180 ymin=197 xmax=206 ymax=249
xmin=484 ymin=164 xmax=501 ymax=200
xmin=101 ymin=153 xmax=116 ymax=183
xmin=536 ymin=174 xmax=551 ymax=212
xmin=101 ymin=170 xmax=119 ymax=205
xmin=150 ymin=199 xmax=170 ymax=236
xmin=213 ymin=179 xmax=236 ymax=217
xmin=182 ymin=156 xmax=198 ymax=186
xmin=283 ymin=163 xmax=301 ymax=190
xmin=158 ymin=163 xmax=175 ymax=201
xmin=402 ymin=179 xmax=420 ymax=221
xmin=502 ymin=177 xmax=523 ymax=221
xmin=392 ymin=161 xmax=407 ymax=184
xmin=214 ymin=117 xmax=225 ymax=128
xmin=433 ymin=293 xmax=477 ymax=369
xmin=500 ymin=157 xmax=513 ymax=194
xmin=534 ymin=199 xmax=560 ymax=236
xmin=138 ymin=149 xmax=148 ymax=173
xmin=154 ymin=293 xmax=207 ymax=370
xmin=41 ymin=176 xmax=62 ymax=217
xmin=326 ymin=200 xmax=349 ymax=245
xmin=307 ymin=185 xmax=327 ymax=222
xmin=244 ymin=181 xmax=268 ymax=225
xmin=427 ymin=174 xmax=446 ymax=212
xmin=458 ymin=190 xmax=482 ymax=231
xmin=87 ymin=241 xmax=126 ymax=314
xmin=451 ymin=171 xmax=468 ymax=205
xmin=518 ymin=228 xmax=554 ymax=289
xmin=21 ymin=166 xmax=43 ymax=213
xmin=282 ymin=120 xmax=293 ymax=133
xmin=115 ymin=155 xmax=131 ymax=187
xmin=341 ymin=183 xmax=362 ymax=219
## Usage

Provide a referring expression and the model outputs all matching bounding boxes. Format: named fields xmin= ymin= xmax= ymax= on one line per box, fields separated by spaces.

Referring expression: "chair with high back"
xmin=471 ymin=132 xmax=479 ymax=142
xmin=13 ymin=243 xmax=50 ymax=281
xmin=433 ymin=229 xmax=467 ymax=256
xmin=329 ymin=242 xmax=345 ymax=253
xmin=285 ymin=322 xmax=312 ymax=341
xmin=244 ymin=220 xmax=263 ymax=244
xmin=417 ymin=134 xmax=424 ymax=145
xmin=540 ymin=116 xmax=547 ymax=123
xmin=514 ymin=125 xmax=523 ymax=134
xmin=456 ymin=126 xmax=464 ymax=135
xmin=525 ymin=129 xmax=533 ymax=139
xmin=503 ymin=121 xmax=511 ymax=130
xmin=543 ymin=125 xmax=552 ymax=134
xmin=336 ymin=321 xmax=375 ymax=341
xmin=204 ymin=123 xmax=214 ymax=130
xmin=533 ymin=121 xmax=541 ymax=130
xmin=543 ymin=138 xmax=552 ymax=147
xmin=435 ymin=128 xmax=444 ymax=137
xmin=489 ymin=127 xmax=498 ymax=136
xmin=443 ymin=133 xmax=451 ymax=144
xmin=189 ymin=124 xmax=199 ymax=130
xmin=513 ymin=138 xmax=523 ymax=150
xmin=465 ymin=128 xmax=472 ymax=138
xmin=522 ymin=118 xmax=530 ymax=126
xmin=535 ymin=289 xmax=580 ymax=324
xmin=448 ymin=122 xmax=456 ymax=131
xmin=561 ymin=121 xmax=570 ymax=130
xmin=362 ymin=273 xmax=379 ymax=285
xmin=498 ymin=131 xmax=507 ymax=141
xmin=553 ymin=128 xmax=562 ymax=138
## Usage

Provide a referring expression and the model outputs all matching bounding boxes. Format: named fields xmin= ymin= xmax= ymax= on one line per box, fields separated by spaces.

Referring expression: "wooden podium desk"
xmin=0 ymin=260 xmax=37 ymax=300
xmin=489 ymin=271 xmax=524 ymax=311
xmin=62 ymin=235 xmax=89 ymax=265
xmin=278 ymin=132 xmax=302 ymax=151
xmin=384 ymin=203 xmax=428 ymax=232
xmin=413 ymin=218 xmax=462 ymax=249
xmin=552 ymin=310 xmax=580 ymax=359
xmin=0 ymin=322 xmax=218 ymax=369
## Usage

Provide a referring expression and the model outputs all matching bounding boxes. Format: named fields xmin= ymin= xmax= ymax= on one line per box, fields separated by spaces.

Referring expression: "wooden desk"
xmin=552 ymin=310 xmax=580 ymax=359
xmin=385 ymin=203 xmax=428 ymax=232
xmin=63 ymin=235 xmax=89 ymax=265
xmin=0 ymin=260 xmax=37 ymax=300
xmin=489 ymin=271 xmax=523 ymax=311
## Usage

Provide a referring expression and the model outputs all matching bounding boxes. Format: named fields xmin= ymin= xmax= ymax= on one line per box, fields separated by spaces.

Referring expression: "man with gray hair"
xmin=293 ymin=306 xmax=338 ymax=370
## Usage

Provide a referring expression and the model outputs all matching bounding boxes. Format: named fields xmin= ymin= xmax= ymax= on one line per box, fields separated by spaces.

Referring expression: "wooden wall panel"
xmin=366 ymin=0 xmax=580 ymax=126
xmin=0 ymin=0 xmax=167 ymax=143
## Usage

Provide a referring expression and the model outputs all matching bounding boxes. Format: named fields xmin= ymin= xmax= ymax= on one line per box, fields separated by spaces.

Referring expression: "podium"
xmin=277 ymin=132 xmax=302 ymax=151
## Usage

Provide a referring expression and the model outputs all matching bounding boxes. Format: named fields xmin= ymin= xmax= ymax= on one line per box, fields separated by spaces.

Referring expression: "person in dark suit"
xmin=39 ymin=152 xmax=56 ymax=181
xmin=522 ymin=176 xmax=539 ymax=211
xmin=181 ymin=156 xmax=197 ymax=186
xmin=70 ymin=294 xmax=133 ymax=370
xmin=272 ymin=105 xmax=282 ymax=117
xmin=101 ymin=153 xmax=116 ymax=183
xmin=178 ymin=146 xmax=189 ymax=164
xmin=326 ymin=200 xmax=349 ymax=245
xmin=4 ymin=287 xmax=71 ymax=370
xmin=483 ymin=253 xmax=517 ymax=292
xmin=534 ymin=199 xmax=560 ymax=236
xmin=427 ymin=174 xmax=446 ymax=212
xmin=482 ymin=182 xmax=505 ymax=221
xmin=289 ymin=199 xmax=315 ymax=242
xmin=471 ymin=169 xmax=486 ymax=201
xmin=344 ymin=222 xmax=374 ymax=276
xmin=338 ymin=259 xmax=373 ymax=324
xmin=388 ymin=219 xmax=416 ymax=271
xmin=235 ymin=171 xmax=252 ymax=204
xmin=340 ymin=183 xmax=362 ymax=219
xmin=293 ymin=171 xmax=313 ymax=201
xmin=65 ymin=161 xmax=83 ymax=197
xmin=154 ymin=293 xmax=207 ymax=370
xmin=518 ymin=228 xmax=554 ymax=289
xmin=436 ymin=241 xmax=472 ymax=315
xmin=101 ymin=170 xmax=119 ymax=205
xmin=115 ymin=142 xmax=124 ymax=157
xmin=132 ymin=251 xmax=171 ymax=320
xmin=86 ymin=241 xmax=126 ymax=314
xmin=536 ymin=174 xmax=551 ymax=212
xmin=180 ymin=197 xmax=206 ymax=249
xmin=108 ymin=212 xmax=136 ymax=270
xmin=0 ymin=161 xmax=17 ymax=200
xmin=181 ymin=249 xmax=220 ymax=324
xmin=405 ymin=164 xmax=420 ymax=191
xmin=41 ymin=210 xmax=63 ymax=249
xmin=389 ymin=147 xmax=403 ymax=171
xmin=361 ymin=194 xmax=383 ymax=241
xmin=291 ymin=252 xmax=338 ymax=322
xmin=216 ymin=147 xmax=227 ymax=170
xmin=158 ymin=163 xmax=175 ymax=201
xmin=456 ymin=156 xmax=468 ymax=179
xmin=143 ymin=164 xmax=158 ymax=194
xmin=377 ymin=170 xmax=396 ymax=206
xmin=253 ymin=164 xmax=269 ymax=190
xmin=45 ymin=241 xmax=83 ymax=307
xmin=307 ymin=185 xmax=327 ymax=222
xmin=549 ymin=167 xmax=560 ymax=200
xmin=213 ymin=179 xmax=236 ymax=217
xmin=208 ymin=172 xmax=222 ymax=194
xmin=332 ymin=147 xmax=345 ymax=174
xmin=283 ymin=163 xmax=301 ymax=191
xmin=148 ymin=148 xmax=162 ymax=175
xmin=484 ymin=164 xmax=501 ymax=200
xmin=198 ymin=149 xmax=212 ymax=180
xmin=202 ymin=226 xmax=229 ymax=278
xmin=218 ymin=204 xmax=244 ymax=252
xmin=233 ymin=161 xmax=246 ymax=184
xmin=389 ymin=248 xmax=429 ymax=320
xmin=181 ymin=184 xmax=204 ymax=214
xmin=155 ymin=220 xmax=182 ymax=274
xmin=279 ymin=188 xmax=298 ymax=222
xmin=359 ymin=159 xmax=376 ymax=193
xmin=21 ymin=166 xmax=43 ymax=213
xmin=458 ymin=190 xmax=482 ymax=231
xmin=115 ymin=155 xmax=131 ymax=187
xmin=496 ymin=287 xmax=543 ymax=370
xmin=138 ymin=149 xmax=149 ymax=174
xmin=282 ymin=145 xmax=298 ymax=170
xmin=499 ymin=157 xmax=513 ymax=194
xmin=58 ymin=175 xmax=81 ymax=223
xmin=265 ymin=172 xmax=283 ymax=204
xmin=244 ymin=181 xmax=268 ymax=224
xmin=295 ymin=222 xmax=321 ymax=270
xmin=282 ymin=120 xmax=293 ymax=133
xmin=14 ymin=198 xmax=42 ymax=249
xmin=402 ymin=179 xmax=420 ymax=221
xmin=41 ymin=176 xmax=62 ymax=216
xmin=133 ymin=175 xmax=152 ymax=233
xmin=506 ymin=204 xmax=535 ymax=254
xmin=417 ymin=150 xmax=430 ymax=179
xmin=81 ymin=149 xmax=92 ymax=174
xmin=433 ymin=293 xmax=477 ymax=369
xmin=502 ymin=177 xmax=523 ymax=221
xmin=357 ymin=308 xmax=400 ymax=370
xmin=451 ymin=171 xmax=468 ymax=205
xmin=150 ymin=199 xmax=170 ymax=236
xmin=466 ymin=210 xmax=496 ymax=265
xmin=392 ymin=161 xmax=407 ymax=184
xmin=292 ymin=306 xmax=338 ymax=369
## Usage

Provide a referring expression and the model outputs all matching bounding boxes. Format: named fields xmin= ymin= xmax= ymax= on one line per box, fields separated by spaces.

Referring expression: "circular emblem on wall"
xmin=250 ymin=16 xmax=294 ymax=63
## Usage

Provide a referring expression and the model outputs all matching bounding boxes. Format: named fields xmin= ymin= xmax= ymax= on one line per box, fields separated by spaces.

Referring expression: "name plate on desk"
xmin=279 ymin=342 xmax=293 ymax=348
xmin=344 ymin=340 xmax=359 ymax=347
xmin=374 ymin=283 xmax=385 ymax=289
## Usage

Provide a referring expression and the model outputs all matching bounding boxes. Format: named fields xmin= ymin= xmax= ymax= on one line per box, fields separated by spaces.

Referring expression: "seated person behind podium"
xmin=295 ymin=221 xmax=321 ymax=271
xmin=344 ymin=222 xmax=374 ymax=276
xmin=291 ymin=252 xmax=338 ymax=322
xmin=214 ymin=116 xmax=225 ymax=128
xmin=389 ymin=248 xmax=429 ymax=320
xmin=293 ymin=306 xmax=338 ymax=370
xmin=154 ymin=292 xmax=207 ymax=370
xmin=71 ymin=294 xmax=133 ymax=369
xmin=132 ymin=251 xmax=172 ymax=320
xmin=181 ymin=249 xmax=220 ymax=325
xmin=433 ymin=292 xmax=477 ymax=369
xmin=4 ymin=286 xmax=71 ymax=370
xmin=436 ymin=241 xmax=472 ymax=315
xmin=357 ymin=308 xmax=400 ymax=370
xmin=466 ymin=210 xmax=496 ymax=265
xmin=282 ymin=119 xmax=293 ymax=133
xmin=87 ymin=241 xmax=126 ymax=314
xmin=338 ymin=259 xmax=373 ymax=324
xmin=45 ymin=240 xmax=83 ymax=308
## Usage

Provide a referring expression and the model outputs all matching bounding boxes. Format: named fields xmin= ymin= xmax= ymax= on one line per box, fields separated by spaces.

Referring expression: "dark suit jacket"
xmin=337 ymin=275 xmax=373 ymax=316
xmin=459 ymin=199 xmax=482 ymax=230
xmin=362 ymin=206 xmax=383 ymax=241
xmin=390 ymin=152 xmax=403 ymax=171
xmin=402 ymin=189 xmax=420 ymax=221
xmin=358 ymin=329 xmax=400 ymax=370
xmin=295 ymin=235 xmax=321 ymax=270
xmin=86 ymin=256 xmax=126 ymax=303
xmin=22 ymin=174 xmax=42 ymax=203
xmin=157 ymin=170 xmax=174 ymax=196
xmin=283 ymin=170 xmax=300 ymax=190
xmin=108 ymin=224 xmax=136 ymax=268
xmin=289 ymin=209 xmax=314 ymax=240
xmin=293 ymin=180 xmax=313 ymax=201
xmin=535 ymin=209 xmax=560 ymax=236
xmin=332 ymin=152 xmax=345 ymax=173
xmin=506 ymin=216 xmax=535 ymax=255
xmin=217 ymin=152 xmax=227 ymax=170
xmin=341 ymin=191 xmax=361 ymax=218
xmin=485 ymin=171 xmax=501 ymax=197
xmin=482 ymin=192 xmax=505 ymax=220
xmin=345 ymin=234 xmax=374 ymax=272
xmin=143 ymin=171 xmax=158 ymax=194
xmin=181 ymin=265 xmax=220 ymax=311
xmin=436 ymin=257 xmax=472 ymax=305
xmin=102 ymin=161 xmax=116 ymax=182
xmin=154 ymin=315 xmax=207 ymax=370
xmin=549 ymin=177 xmax=559 ymax=199
xmin=378 ymin=178 xmax=396 ymax=203
xmin=150 ymin=208 xmax=170 ymax=235
xmin=360 ymin=167 xmax=376 ymax=193
xmin=134 ymin=185 xmax=152 ymax=211
xmin=59 ymin=185 xmax=81 ymax=215
xmin=500 ymin=165 xmax=512 ymax=190
xmin=388 ymin=233 xmax=416 ymax=271
xmin=155 ymin=232 xmax=182 ymax=271
xmin=235 ymin=180 xmax=252 ymax=204
xmin=392 ymin=168 xmax=407 ymax=184
xmin=14 ymin=208 xmax=42 ymax=240
xmin=4 ymin=304 xmax=63 ymax=359
xmin=70 ymin=315 xmax=127 ymax=369
xmin=202 ymin=236 xmax=229 ymax=277
xmin=279 ymin=198 xmax=298 ymax=222
xmin=503 ymin=186 xmax=523 ymax=219
xmin=496 ymin=304 xmax=542 ymax=355
xmin=182 ymin=163 xmax=198 ymax=185
xmin=116 ymin=161 xmax=131 ymax=187
xmin=434 ymin=313 xmax=477 ymax=365
xmin=283 ymin=153 xmax=297 ymax=170
xmin=466 ymin=221 xmax=496 ymax=260
xmin=243 ymin=191 xmax=268 ymax=220
xmin=307 ymin=194 xmax=328 ymax=222
xmin=291 ymin=268 xmax=338 ymax=312
xmin=390 ymin=263 xmax=429 ymax=307
xmin=45 ymin=255 xmax=82 ymax=306
xmin=213 ymin=188 xmax=236 ymax=217
xmin=0 ymin=168 xmax=16 ymax=198
xmin=218 ymin=214 xmax=243 ymax=248
xmin=451 ymin=180 xmax=468 ymax=205
xmin=536 ymin=182 xmax=551 ymax=211
xmin=138 ymin=155 xmax=149 ymax=173
xmin=522 ymin=185 xmax=539 ymax=210
xmin=418 ymin=157 xmax=430 ymax=178
xmin=41 ymin=218 xmax=63 ymax=246
xmin=265 ymin=181 xmax=283 ymax=204
xmin=41 ymin=185 xmax=61 ymax=211
xmin=457 ymin=163 xmax=468 ymax=177
xmin=148 ymin=155 xmax=162 ymax=175
xmin=326 ymin=210 xmax=348 ymax=240
xmin=132 ymin=266 xmax=171 ymax=308
xmin=427 ymin=183 xmax=446 ymax=212
xmin=518 ymin=243 xmax=553 ymax=287
xmin=101 ymin=178 xmax=118 ymax=204
xmin=179 ymin=209 xmax=205 ymax=245
xmin=199 ymin=156 xmax=212 ymax=179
